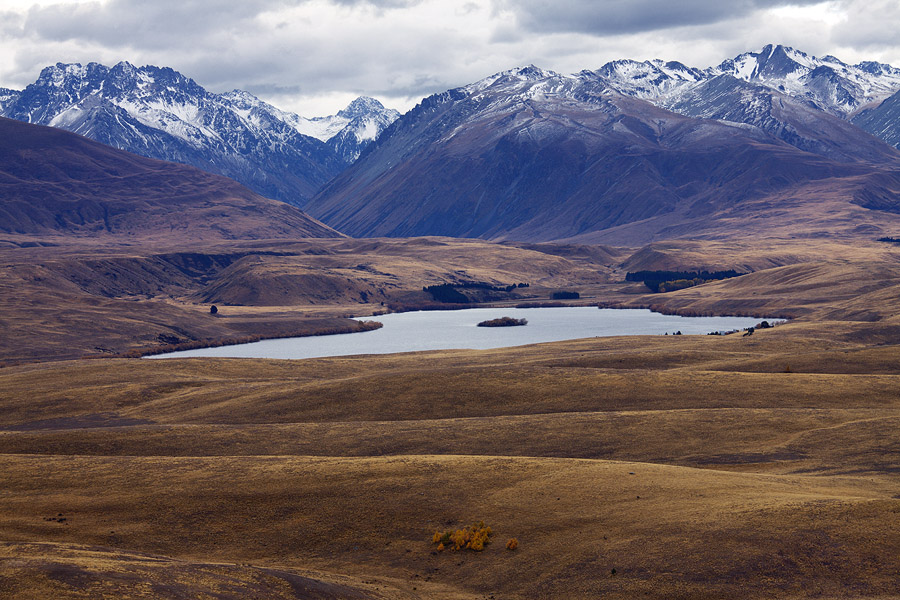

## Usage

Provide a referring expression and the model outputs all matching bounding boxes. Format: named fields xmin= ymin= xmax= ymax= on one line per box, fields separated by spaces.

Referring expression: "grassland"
xmin=1 ymin=236 xmax=900 ymax=598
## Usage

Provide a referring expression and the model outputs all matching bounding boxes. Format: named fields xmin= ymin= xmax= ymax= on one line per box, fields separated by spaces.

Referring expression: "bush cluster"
xmin=477 ymin=317 xmax=527 ymax=327
xmin=550 ymin=290 xmax=580 ymax=300
xmin=626 ymin=269 xmax=742 ymax=293
xmin=423 ymin=281 xmax=529 ymax=303
xmin=433 ymin=521 xmax=493 ymax=552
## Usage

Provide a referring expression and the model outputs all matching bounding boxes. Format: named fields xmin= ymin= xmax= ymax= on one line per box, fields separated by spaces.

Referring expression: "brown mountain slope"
xmin=0 ymin=117 xmax=341 ymax=241
xmin=307 ymin=69 xmax=900 ymax=244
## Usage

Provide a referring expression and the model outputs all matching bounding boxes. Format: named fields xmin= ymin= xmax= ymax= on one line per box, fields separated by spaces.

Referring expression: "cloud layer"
xmin=1 ymin=0 xmax=898 ymax=116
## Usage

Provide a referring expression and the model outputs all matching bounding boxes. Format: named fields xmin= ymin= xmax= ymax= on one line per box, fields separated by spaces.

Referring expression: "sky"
xmin=1 ymin=0 xmax=899 ymax=117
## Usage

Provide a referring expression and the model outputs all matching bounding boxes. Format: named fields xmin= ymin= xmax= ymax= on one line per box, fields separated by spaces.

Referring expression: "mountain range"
xmin=306 ymin=63 xmax=900 ymax=244
xmin=0 ymin=62 xmax=399 ymax=207
xmin=6 ymin=45 xmax=900 ymax=245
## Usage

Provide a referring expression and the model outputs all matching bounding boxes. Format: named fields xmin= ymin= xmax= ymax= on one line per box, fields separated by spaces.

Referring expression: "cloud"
xmin=831 ymin=0 xmax=900 ymax=51
xmin=1 ymin=0 xmax=899 ymax=116
xmin=22 ymin=0 xmax=271 ymax=49
xmin=496 ymin=0 xmax=824 ymax=35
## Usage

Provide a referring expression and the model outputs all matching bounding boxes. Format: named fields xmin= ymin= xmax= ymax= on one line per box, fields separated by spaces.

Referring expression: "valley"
xmin=3 ymin=229 xmax=900 ymax=599
xmin=3 ymin=42 xmax=900 ymax=599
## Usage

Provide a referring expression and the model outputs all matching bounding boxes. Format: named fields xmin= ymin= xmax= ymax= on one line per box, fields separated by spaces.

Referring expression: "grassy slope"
xmin=0 ymin=237 xmax=611 ymax=363
xmin=1 ymin=323 xmax=899 ymax=599
xmin=2 ymin=236 xmax=900 ymax=597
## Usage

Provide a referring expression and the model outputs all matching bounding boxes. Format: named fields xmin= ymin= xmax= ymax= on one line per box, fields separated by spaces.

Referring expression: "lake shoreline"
xmin=149 ymin=307 xmax=771 ymax=361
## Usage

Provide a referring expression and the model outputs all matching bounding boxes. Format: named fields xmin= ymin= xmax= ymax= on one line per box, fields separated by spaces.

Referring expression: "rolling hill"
xmin=0 ymin=117 xmax=341 ymax=241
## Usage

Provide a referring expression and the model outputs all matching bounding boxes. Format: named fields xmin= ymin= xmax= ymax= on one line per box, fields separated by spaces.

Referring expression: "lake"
xmin=149 ymin=307 xmax=767 ymax=360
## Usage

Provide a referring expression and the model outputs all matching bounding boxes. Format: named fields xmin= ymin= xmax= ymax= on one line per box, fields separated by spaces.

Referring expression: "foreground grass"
xmin=1 ymin=322 xmax=900 ymax=598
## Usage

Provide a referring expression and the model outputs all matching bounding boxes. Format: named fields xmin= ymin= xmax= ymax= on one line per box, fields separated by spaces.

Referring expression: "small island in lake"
xmin=477 ymin=316 xmax=528 ymax=327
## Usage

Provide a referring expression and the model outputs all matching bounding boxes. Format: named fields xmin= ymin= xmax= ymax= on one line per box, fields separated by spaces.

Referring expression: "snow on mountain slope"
xmin=292 ymin=97 xmax=401 ymax=163
xmin=712 ymin=44 xmax=900 ymax=115
xmin=589 ymin=59 xmax=706 ymax=99
xmin=0 ymin=88 xmax=19 ymax=113
xmin=0 ymin=62 xmax=400 ymax=206
xmin=661 ymin=74 xmax=900 ymax=164
xmin=852 ymin=88 xmax=900 ymax=149
xmin=587 ymin=45 xmax=900 ymax=121
xmin=307 ymin=63 xmax=900 ymax=245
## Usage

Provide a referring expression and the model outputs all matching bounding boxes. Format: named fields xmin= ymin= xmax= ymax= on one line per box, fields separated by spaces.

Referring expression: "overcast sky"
xmin=1 ymin=0 xmax=899 ymax=116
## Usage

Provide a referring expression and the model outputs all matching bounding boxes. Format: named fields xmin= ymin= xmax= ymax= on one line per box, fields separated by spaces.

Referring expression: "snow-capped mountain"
xmin=587 ymin=59 xmax=706 ymax=99
xmin=0 ymin=62 xmax=400 ymax=207
xmin=591 ymin=44 xmax=900 ymax=120
xmin=659 ymin=74 xmax=899 ymax=164
xmin=852 ymin=88 xmax=900 ymax=148
xmin=712 ymin=44 xmax=900 ymax=116
xmin=307 ymin=64 xmax=900 ymax=244
xmin=0 ymin=88 xmax=18 ymax=112
xmin=291 ymin=96 xmax=400 ymax=163
xmin=587 ymin=44 xmax=900 ymax=153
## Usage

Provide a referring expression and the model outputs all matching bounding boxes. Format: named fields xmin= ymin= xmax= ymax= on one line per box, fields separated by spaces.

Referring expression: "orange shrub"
xmin=432 ymin=521 xmax=493 ymax=552
xmin=506 ymin=538 xmax=518 ymax=551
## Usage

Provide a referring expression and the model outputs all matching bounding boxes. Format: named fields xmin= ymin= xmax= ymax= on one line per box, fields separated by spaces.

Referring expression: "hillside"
xmin=1 ymin=318 xmax=899 ymax=599
xmin=307 ymin=67 xmax=900 ymax=244
xmin=0 ymin=117 xmax=341 ymax=241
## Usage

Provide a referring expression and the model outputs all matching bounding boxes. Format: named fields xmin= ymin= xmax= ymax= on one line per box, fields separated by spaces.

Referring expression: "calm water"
xmin=149 ymin=307 xmax=765 ymax=360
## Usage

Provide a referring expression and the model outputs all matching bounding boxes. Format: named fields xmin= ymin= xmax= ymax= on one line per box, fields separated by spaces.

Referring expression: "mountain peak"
xmin=337 ymin=96 xmax=387 ymax=119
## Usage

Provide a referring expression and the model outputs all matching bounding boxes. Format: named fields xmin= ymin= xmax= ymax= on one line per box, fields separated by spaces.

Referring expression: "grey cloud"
xmin=330 ymin=0 xmax=423 ymax=7
xmin=21 ymin=0 xmax=418 ymax=49
xmin=831 ymin=0 xmax=900 ymax=50
xmin=0 ymin=10 xmax=24 ymax=35
xmin=498 ymin=0 xmax=824 ymax=35
xmin=23 ymin=0 xmax=274 ymax=49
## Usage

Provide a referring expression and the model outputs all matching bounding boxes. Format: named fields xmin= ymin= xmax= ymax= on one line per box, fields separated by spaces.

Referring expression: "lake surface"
xmin=150 ymin=307 xmax=765 ymax=360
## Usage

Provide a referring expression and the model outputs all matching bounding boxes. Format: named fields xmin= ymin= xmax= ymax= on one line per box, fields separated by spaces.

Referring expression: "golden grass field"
xmin=1 ymin=236 xmax=900 ymax=598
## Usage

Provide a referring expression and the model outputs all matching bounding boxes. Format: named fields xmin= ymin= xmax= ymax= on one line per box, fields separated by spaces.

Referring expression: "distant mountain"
xmin=0 ymin=117 xmax=342 ymax=241
xmin=291 ymin=96 xmax=401 ymax=163
xmin=588 ymin=59 xmax=706 ymax=99
xmin=712 ymin=45 xmax=900 ymax=116
xmin=659 ymin=75 xmax=900 ymax=164
xmin=0 ymin=88 xmax=17 ymax=112
xmin=594 ymin=44 xmax=900 ymax=120
xmin=852 ymin=88 xmax=900 ymax=149
xmin=0 ymin=62 xmax=400 ymax=207
xmin=307 ymin=66 xmax=900 ymax=244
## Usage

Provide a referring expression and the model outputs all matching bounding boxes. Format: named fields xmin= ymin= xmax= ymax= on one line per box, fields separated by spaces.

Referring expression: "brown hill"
xmin=0 ymin=117 xmax=341 ymax=242
xmin=1 ymin=321 xmax=899 ymax=599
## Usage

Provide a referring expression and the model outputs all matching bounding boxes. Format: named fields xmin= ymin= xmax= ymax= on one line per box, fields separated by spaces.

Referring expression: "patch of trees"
xmin=477 ymin=317 xmax=527 ymax=327
xmin=423 ymin=284 xmax=469 ymax=303
xmin=550 ymin=291 xmax=580 ymax=300
xmin=625 ymin=270 xmax=742 ymax=293
xmin=877 ymin=237 xmax=900 ymax=244
xmin=423 ymin=281 xmax=529 ymax=303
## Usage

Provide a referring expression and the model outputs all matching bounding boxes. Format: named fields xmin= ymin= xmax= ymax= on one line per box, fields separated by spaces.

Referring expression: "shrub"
xmin=432 ymin=521 xmax=493 ymax=552
xmin=423 ymin=284 xmax=469 ymax=303
xmin=626 ymin=269 xmax=743 ymax=293
xmin=477 ymin=317 xmax=527 ymax=327
xmin=550 ymin=291 xmax=580 ymax=300
xmin=506 ymin=538 xmax=518 ymax=551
